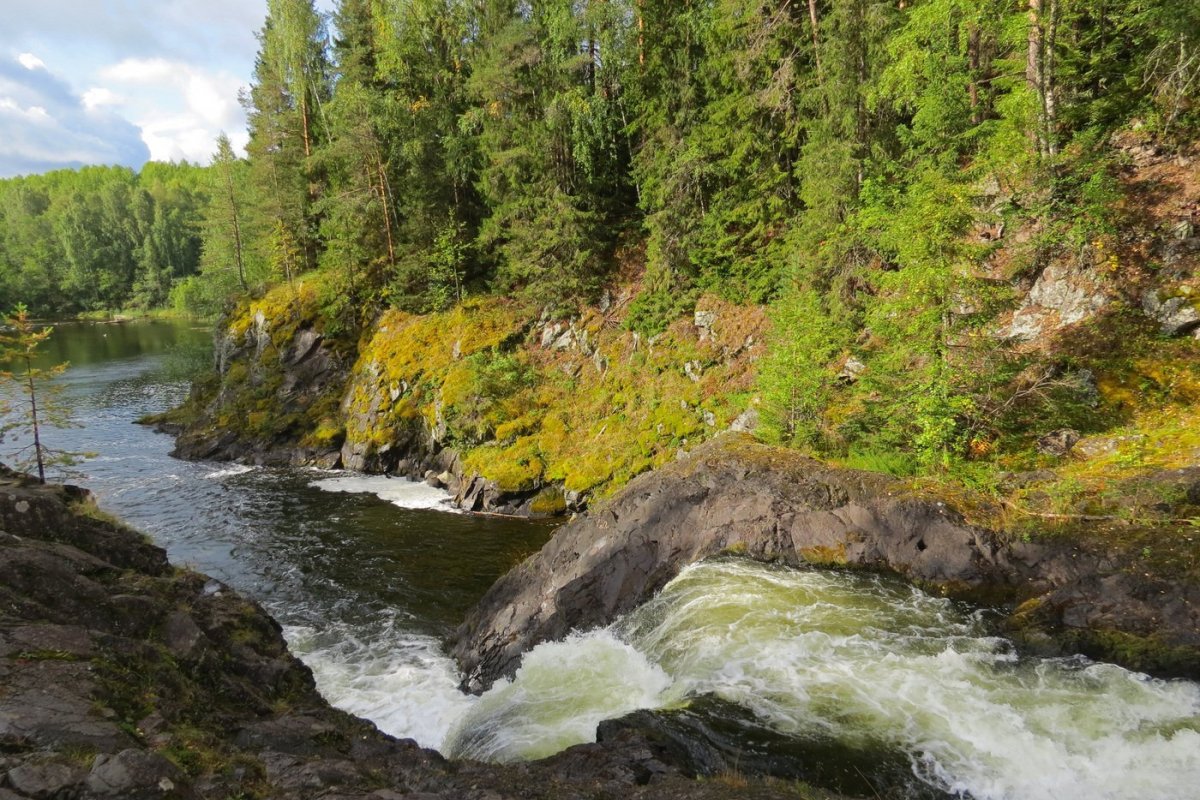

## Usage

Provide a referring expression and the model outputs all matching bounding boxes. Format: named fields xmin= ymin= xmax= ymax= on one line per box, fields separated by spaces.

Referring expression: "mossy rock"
xmin=529 ymin=486 xmax=568 ymax=517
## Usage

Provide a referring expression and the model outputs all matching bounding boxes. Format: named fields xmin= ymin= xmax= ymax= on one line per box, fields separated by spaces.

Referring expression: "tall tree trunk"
xmin=1044 ymin=0 xmax=1059 ymax=157
xmin=300 ymin=95 xmax=313 ymax=159
xmin=636 ymin=0 xmax=644 ymax=67
xmin=968 ymin=25 xmax=981 ymax=125
xmin=372 ymin=156 xmax=396 ymax=268
xmin=1027 ymin=0 xmax=1045 ymax=156
xmin=223 ymin=169 xmax=248 ymax=290
xmin=1027 ymin=0 xmax=1058 ymax=158
xmin=24 ymin=357 xmax=45 ymax=484
xmin=807 ymin=0 xmax=824 ymax=85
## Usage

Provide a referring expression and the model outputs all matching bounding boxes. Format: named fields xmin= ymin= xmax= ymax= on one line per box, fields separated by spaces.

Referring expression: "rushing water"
xmin=6 ymin=320 xmax=1200 ymax=800
xmin=1 ymin=319 xmax=555 ymax=750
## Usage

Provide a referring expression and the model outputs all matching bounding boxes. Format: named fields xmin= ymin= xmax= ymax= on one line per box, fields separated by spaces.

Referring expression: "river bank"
xmin=7 ymin=319 xmax=1200 ymax=799
xmin=0 ymin=467 xmax=843 ymax=800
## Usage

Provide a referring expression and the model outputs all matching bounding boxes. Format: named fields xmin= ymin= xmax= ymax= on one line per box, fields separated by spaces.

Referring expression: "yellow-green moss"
xmin=529 ymin=486 xmax=568 ymax=516
xmin=464 ymin=436 xmax=545 ymax=493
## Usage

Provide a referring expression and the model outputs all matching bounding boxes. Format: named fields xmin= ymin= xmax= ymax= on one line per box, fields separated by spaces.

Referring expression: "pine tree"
xmin=0 ymin=307 xmax=84 ymax=483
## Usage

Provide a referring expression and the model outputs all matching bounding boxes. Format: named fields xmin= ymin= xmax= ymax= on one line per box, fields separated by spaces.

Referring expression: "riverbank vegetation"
xmin=0 ymin=163 xmax=207 ymax=315
xmin=7 ymin=1 xmax=1200 ymax=530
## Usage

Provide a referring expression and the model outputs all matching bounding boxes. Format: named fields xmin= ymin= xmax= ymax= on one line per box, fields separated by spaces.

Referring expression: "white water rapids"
xmin=294 ymin=556 xmax=1200 ymax=800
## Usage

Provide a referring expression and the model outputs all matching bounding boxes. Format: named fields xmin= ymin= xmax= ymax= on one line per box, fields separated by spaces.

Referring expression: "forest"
xmin=0 ymin=162 xmax=206 ymax=313
xmin=3 ymin=0 xmax=1199 ymax=476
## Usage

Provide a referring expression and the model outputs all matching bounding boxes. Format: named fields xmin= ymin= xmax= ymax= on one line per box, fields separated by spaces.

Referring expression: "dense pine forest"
xmin=5 ymin=0 xmax=1200 ymax=487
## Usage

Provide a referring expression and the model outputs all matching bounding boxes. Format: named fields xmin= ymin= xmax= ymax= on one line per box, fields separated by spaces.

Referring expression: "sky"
xmin=0 ymin=0 xmax=336 ymax=178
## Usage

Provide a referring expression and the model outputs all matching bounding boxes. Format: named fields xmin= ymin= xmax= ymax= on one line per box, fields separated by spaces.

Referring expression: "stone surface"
xmin=1036 ymin=429 xmax=1081 ymax=456
xmin=1002 ymin=260 xmax=1109 ymax=341
xmin=85 ymin=750 xmax=184 ymax=798
xmin=450 ymin=433 xmax=1200 ymax=693
xmin=1142 ymin=289 xmax=1200 ymax=336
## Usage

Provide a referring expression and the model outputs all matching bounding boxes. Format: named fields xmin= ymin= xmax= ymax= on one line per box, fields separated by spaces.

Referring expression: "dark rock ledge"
xmin=450 ymin=433 xmax=1200 ymax=693
xmin=0 ymin=466 xmax=839 ymax=800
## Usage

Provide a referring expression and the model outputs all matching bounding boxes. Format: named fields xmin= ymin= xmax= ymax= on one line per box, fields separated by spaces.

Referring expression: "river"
xmin=4 ymin=319 xmax=1199 ymax=800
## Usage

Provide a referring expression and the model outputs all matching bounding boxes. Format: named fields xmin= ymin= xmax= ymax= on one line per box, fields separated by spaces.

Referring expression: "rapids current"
xmin=4 ymin=319 xmax=1198 ymax=799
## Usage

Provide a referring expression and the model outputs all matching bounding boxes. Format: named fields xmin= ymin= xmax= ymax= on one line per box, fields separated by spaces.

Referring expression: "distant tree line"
xmin=0 ymin=163 xmax=206 ymax=315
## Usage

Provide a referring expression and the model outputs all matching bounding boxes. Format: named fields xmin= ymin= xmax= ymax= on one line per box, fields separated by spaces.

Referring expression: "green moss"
xmin=1068 ymin=629 xmax=1200 ymax=677
xmin=798 ymin=544 xmax=849 ymax=567
xmin=529 ymin=486 xmax=567 ymax=516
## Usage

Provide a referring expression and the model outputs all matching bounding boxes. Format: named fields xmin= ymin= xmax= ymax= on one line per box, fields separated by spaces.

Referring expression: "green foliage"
xmin=0 ymin=165 xmax=207 ymax=316
xmin=0 ymin=306 xmax=89 ymax=481
xmin=757 ymin=286 xmax=850 ymax=450
xmin=6 ymin=0 xmax=1198 ymax=492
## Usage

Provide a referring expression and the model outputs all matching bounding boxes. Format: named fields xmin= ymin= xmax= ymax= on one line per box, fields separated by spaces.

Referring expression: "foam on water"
xmin=285 ymin=619 xmax=475 ymax=751
xmin=616 ymin=560 xmax=1200 ymax=800
xmin=422 ymin=559 xmax=1200 ymax=799
xmin=444 ymin=629 xmax=675 ymax=762
xmin=204 ymin=464 xmax=257 ymax=480
xmin=310 ymin=474 xmax=461 ymax=513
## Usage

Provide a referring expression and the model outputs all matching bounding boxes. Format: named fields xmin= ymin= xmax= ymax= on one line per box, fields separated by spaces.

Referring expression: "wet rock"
xmin=450 ymin=434 xmax=1023 ymax=692
xmin=597 ymin=699 xmax=944 ymax=799
xmin=451 ymin=433 xmax=1200 ymax=692
xmin=0 ymin=467 xmax=836 ymax=800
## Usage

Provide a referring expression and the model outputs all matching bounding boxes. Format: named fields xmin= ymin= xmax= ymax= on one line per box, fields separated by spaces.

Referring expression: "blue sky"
xmin=0 ymin=0 xmax=336 ymax=177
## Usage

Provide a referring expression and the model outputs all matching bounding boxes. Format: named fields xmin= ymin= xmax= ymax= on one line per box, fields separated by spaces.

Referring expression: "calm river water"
xmin=5 ymin=319 xmax=1199 ymax=800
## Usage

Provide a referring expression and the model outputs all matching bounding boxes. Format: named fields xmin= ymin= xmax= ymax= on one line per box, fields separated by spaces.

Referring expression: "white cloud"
xmin=82 ymin=87 xmax=122 ymax=110
xmin=102 ymin=57 xmax=179 ymax=84
xmin=0 ymin=55 xmax=148 ymax=177
xmin=17 ymin=53 xmax=45 ymax=71
xmin=1 ymin=0 xmax=273 ymax=172
xmin=98 ymin=57 xmax=247 ymax=162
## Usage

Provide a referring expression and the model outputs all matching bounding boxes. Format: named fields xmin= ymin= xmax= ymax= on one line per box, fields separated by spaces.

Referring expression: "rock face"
xmin=0 ymin=466 xmax=838 ymax=800
xmin=450 ymin=434 xmax=1200 ymax=693
xmin=1002 ymin=259 xmax=1111 ymax=341
xmin=170 ymin=317 xmax=349 ymax=469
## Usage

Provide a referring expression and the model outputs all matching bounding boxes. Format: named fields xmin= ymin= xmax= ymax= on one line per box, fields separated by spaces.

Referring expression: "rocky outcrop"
xmin=1002 ymin=258 xmax=1111 ymax=341
xmin=450 ymin=434 xmax=1200 ymax=693
xmin=0 ymin=466 xmax=845 ymax=799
